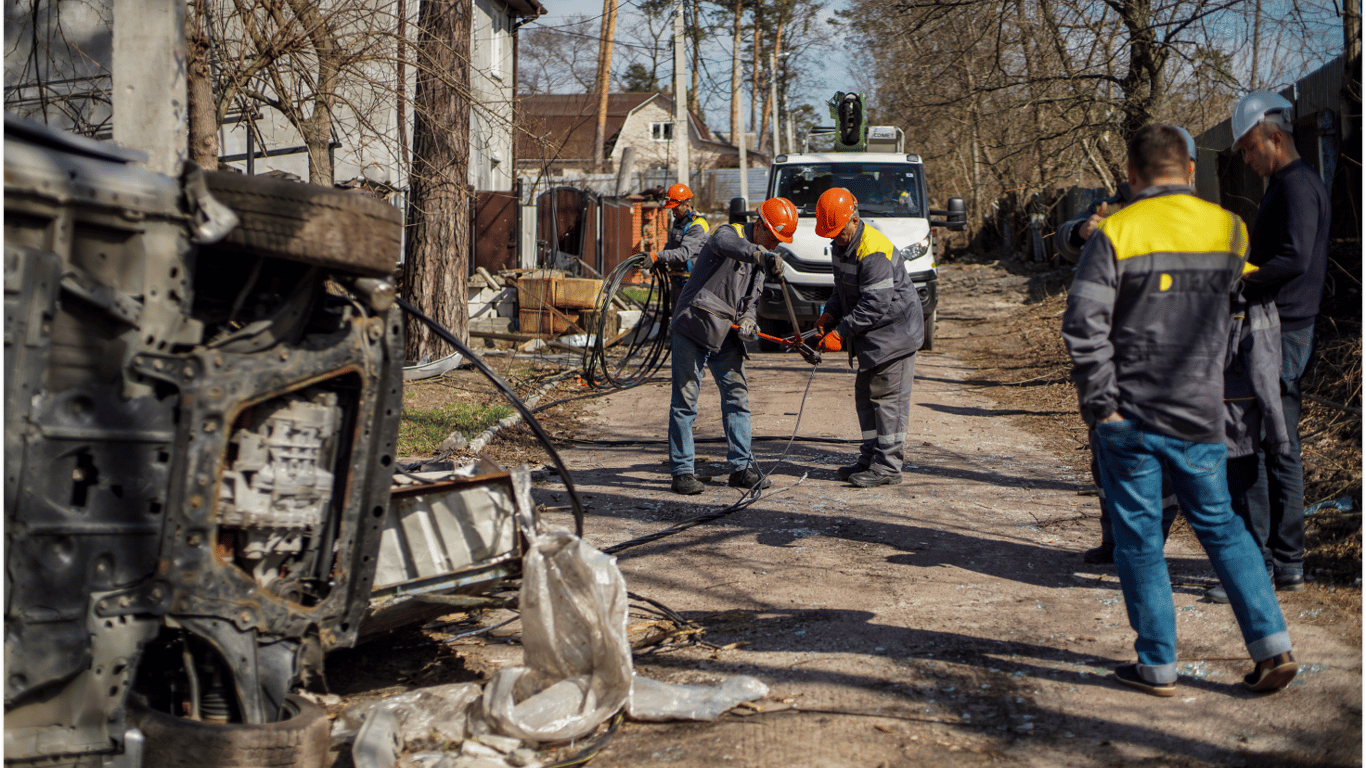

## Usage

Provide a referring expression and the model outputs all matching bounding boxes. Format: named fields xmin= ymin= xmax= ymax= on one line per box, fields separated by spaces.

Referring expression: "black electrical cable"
xmin=397 ymin=296 xmax=585 ymax=537
xmin=581 ymin=254 xmax=673 ymax=389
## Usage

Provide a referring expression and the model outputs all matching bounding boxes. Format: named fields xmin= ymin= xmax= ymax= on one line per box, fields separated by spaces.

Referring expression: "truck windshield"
xmin=771 ymin=163 xmax=924 ymax=218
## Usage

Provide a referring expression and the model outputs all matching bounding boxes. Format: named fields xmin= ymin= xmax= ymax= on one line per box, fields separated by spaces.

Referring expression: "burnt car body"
xmin=4 ymin=115 xmax=405 ymax=766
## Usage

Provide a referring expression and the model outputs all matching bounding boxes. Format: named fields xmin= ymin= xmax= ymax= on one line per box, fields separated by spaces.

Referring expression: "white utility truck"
xmin=733 ymin=92 xmax=965 ymax=350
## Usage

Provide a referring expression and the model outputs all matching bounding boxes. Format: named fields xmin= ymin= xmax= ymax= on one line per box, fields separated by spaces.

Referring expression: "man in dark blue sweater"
xmin=1229 ymin=90 xmax=1331 ymax=593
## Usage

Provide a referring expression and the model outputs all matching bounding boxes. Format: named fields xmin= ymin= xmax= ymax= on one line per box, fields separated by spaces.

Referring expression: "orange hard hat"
xmin=815 ymin=187 xmax=858 ymax=238
xmin=757 ymin=196 xmax=798 ymax=243
xmin=664 ymin=183 xmax=693 ymax=209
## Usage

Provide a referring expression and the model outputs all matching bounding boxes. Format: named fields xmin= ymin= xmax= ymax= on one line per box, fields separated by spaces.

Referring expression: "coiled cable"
xmin=580 ymin=254 xmax=673 ymax=389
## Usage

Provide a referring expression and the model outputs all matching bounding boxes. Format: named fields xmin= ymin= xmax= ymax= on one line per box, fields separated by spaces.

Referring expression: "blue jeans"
xmin=1093 ymin=419 xmax=1291 ymax=684
xmin=668 ymin=332 xmax=754 ymax=477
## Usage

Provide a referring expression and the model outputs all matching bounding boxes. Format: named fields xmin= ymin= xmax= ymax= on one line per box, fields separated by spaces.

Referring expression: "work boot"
xmin=1274 ymin=567 xmax=1306 ymax=592
xmin=671 ymin=474 xmax=704 ymax=495
xmin=848 ymin=470 xmax=901 ymax=488
xmin=727 ymin=467 xmax=772 ymax=490
xmin=1083 ymin=543 xmax=1115 ymax=565
xmin=1204 ymin=583 xmax=1231 ymax=604
xmin=1243 ymin=651 xmax=1298 ymax=693
xmin=836 ymin=462 xmax=869 ymax=481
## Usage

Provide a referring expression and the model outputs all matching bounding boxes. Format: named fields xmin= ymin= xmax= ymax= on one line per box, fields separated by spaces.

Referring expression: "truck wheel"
xmin=130 ymin=694 xmax=329 ymax=768
xmin=921 ymin=309 xmax=936 ymax=351
xmin=204 ymin=171 xmax=402 ymax=278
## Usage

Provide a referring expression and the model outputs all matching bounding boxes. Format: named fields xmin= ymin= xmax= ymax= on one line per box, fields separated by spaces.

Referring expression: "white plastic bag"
xmin=626 ymin=674 xmax=769 ymax=722
xmin=483 ymin=531 xmax=632 ymax=742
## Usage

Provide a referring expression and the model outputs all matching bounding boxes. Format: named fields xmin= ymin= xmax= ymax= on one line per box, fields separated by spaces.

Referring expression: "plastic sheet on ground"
xmin=334 ymin=683 xmax=483 ymax=750
xmin=626 ymin=674 xmax=769 ymax=721
xmin=483 ymin=531 xmax=633 ymax=742
xmin=336 ymin=529 xmax=771 ymax=764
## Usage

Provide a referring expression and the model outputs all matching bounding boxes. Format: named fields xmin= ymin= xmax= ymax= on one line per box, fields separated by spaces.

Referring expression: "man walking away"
xmin=812 ymin=188 xmax=923 ymax=488
xmin=1062 ymin=123 xmax=1296 ymax=696
xmin=667 ymin=197 xmax=797 ymax=495
xmin=1230 ymin=91 xmax=1331 ymax=592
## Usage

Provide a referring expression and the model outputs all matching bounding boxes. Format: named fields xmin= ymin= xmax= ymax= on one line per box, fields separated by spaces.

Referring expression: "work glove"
xmin=819 ymin=329 xmax=843 ymax=353
xmin=760 ymin=250 xmax=785 ymax=279
xmin=815 ymin=312 xmax=835 ymax=337
xmin=737 ymin=317 xmax=758 ymax=342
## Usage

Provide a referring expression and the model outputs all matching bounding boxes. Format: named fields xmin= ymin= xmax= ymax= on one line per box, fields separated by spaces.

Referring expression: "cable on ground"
xmin=581 ymin=254 xmax=673 ymax=390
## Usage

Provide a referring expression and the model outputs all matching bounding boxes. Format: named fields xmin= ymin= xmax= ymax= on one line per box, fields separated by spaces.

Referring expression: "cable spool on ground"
xmin=581 ymin=254 xmax=674 ymax=389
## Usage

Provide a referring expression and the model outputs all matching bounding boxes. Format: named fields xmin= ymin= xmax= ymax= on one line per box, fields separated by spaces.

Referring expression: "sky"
xmin=525 ymin=0 xmax=855 ymax=134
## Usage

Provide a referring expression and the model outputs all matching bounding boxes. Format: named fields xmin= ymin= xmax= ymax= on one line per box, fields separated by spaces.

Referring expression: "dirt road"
xmin=502 ymin=263 xmax=1361 ymax=768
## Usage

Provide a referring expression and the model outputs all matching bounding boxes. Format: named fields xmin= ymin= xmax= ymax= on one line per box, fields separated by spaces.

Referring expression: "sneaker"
xmin=836 ymin=462 xmax=869 ymax=480
xmin=1113 ymin=664 xmax=1176 ymax=697
xmin=1243 ymin=652 xmax=1298 ymax=693
xmin=670 ymin=474 xmax=704 ymax=495
xmin=1205 ymin=584 xmax=1230 ymax=604
xmin=727 ymin=467 xmax=772 ymax=490
xmin=1082 ymin=543 xmax=1114 ymax=565
xmin=848 ymin=470 xmax=901 ymax=488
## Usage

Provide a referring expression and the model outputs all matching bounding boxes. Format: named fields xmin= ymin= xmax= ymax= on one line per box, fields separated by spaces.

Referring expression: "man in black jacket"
xmin=1230 ymin=91 xmax=1331 ymax=592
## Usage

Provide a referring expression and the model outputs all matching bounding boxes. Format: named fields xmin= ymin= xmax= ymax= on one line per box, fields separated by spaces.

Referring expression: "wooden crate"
xmin=516 ymin=274 xmax=602 ymax=311
xmin=518 ymin=308 xmax=579 ymax=336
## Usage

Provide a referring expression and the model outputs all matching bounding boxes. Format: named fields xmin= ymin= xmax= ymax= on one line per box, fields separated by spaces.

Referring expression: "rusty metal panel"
xmin=600 ymin=198 xmax=635 ymax=275
xmin=473 ymin=190 xmax=520 ymax=273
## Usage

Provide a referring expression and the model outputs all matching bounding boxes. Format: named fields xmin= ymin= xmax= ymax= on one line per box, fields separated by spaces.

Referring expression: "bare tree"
xmin=518 ymin=15 xmax=599 ymax=94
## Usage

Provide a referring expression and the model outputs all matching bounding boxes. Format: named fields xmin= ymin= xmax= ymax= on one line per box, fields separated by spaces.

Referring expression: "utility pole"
xmin=592 ymin=0 xmax=618 ymax=173
xmin=673 ymin=0 xmax=689 ymax=187
xmin=730 ymin=0 xmax=747 ymax=204
xmin=769 ymin=49 xmax=779 ymax=155
xmin=113 ymin=0 xmax=187 ymax=175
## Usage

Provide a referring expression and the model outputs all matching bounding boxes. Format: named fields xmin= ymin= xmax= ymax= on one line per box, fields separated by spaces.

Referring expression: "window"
xmin=651 ymin=122 xmax=673 ymax=142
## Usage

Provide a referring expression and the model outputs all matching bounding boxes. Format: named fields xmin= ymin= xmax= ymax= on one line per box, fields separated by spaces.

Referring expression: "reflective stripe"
xmin=877 ymin=432 xmax=905 ymax=445
xmin=865 ymin=277 xmax=893 ymax=291
xmin=692 ymin=213 xmax=711 ymax=234
xmin=837 ymin=261 xmax=859 ymax=275
xmin=861 ymin=429 xmax=877 ymax=439
xmin=1070 ymin=280 xmax=1115 ymax=305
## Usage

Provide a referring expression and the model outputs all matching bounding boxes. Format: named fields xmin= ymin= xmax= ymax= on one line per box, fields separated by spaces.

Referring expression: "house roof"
xmin=517 ymin=92 xmax=725 ymax=167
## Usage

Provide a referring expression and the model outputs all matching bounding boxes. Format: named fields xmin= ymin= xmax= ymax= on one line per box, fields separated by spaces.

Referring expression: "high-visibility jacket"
xmin=1062 ymin=184 xmax=1248 ymax=443
xmin=826 ymin=220 xmax=923 ymax=368
xmin=657 ymin=210 xmax=710 ymax=277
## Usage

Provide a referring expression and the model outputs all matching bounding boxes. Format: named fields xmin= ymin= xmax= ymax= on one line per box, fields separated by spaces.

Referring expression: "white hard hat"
xmin=1231 ymin=91 xmax=1294 ymax=144
xmin=1174 ymin=126 xmax=1197 ymax=161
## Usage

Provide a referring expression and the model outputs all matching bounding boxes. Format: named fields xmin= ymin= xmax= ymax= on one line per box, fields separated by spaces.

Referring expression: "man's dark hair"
xmin=1127 ymin=124 xmax=1190 ymax=183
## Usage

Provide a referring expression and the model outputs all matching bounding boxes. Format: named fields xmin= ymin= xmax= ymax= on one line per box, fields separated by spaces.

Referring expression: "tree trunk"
xmin=186 ymin=0 xmax=219 ymax=171
xmin=403 ymin=0 xmax=472 ymax=362
xmin=286 ymin=0 xmax=340 ymax=185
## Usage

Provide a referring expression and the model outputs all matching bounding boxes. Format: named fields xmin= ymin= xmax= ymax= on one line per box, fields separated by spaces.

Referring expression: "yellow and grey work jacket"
xmin=1062 ymin=185 xmax=1248 ymax=444
xmin=825 ymin=220 xmax=923 ymax=368
xmin=657 ymin=210 xmax=710 ymax=278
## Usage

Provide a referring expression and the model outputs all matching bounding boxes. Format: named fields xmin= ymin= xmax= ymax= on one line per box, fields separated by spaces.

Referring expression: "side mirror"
xmin=728 ymin=196 xmax=751 ymax=225
xmin=929 ymin=197 xmax=967 ymax=232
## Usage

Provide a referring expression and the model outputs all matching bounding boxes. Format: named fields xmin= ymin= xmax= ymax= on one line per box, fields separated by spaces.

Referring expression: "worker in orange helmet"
xmin=812 ymin=187 xmax=923 ymax=488
xmin=651 ymin=183 xmax=710 ymax=294
xmin=666 ymin=196 xmax=795 ymax=495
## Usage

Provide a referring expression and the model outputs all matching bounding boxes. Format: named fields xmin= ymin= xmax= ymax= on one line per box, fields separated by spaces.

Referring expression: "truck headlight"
xmin=900 ymin=235 xmax=930 ymax=261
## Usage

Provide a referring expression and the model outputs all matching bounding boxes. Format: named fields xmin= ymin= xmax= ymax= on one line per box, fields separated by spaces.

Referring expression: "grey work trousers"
xmin=855 ymin=353 xmax=916 ymax=476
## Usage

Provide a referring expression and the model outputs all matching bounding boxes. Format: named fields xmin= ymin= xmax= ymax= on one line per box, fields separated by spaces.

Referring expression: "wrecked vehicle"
xmin=4 ymin=114 xmax=406 ymax=766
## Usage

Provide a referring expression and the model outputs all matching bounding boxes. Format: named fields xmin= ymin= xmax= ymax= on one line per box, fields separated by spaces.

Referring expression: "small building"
xmin=516 ymin=91 xmax=764 ymax=183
